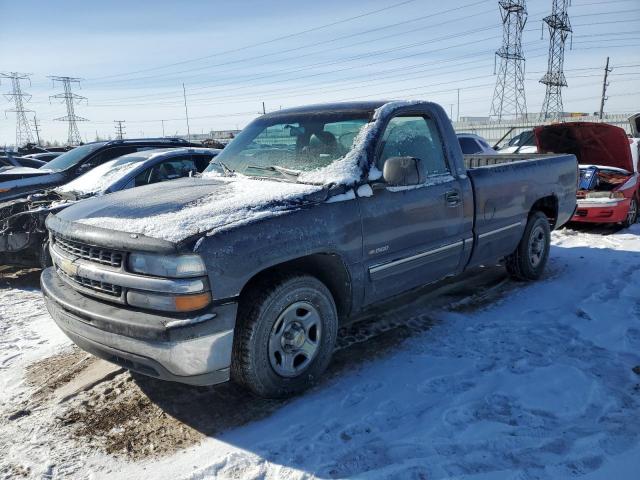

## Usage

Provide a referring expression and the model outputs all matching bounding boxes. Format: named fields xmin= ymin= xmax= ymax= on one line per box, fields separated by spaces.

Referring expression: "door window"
xmin=134 ymin=157 xmax=197 ymax=187
xmin=378 ymin=116 xmax=449 ymax=176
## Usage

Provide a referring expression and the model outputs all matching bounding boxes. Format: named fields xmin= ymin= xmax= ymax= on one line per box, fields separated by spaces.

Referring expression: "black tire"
xmin=506 ymin=211 xmax=551 ymax=281
xmin=39 ymin=239 xmax=53 ymax=269
xmin=231 ymin=274 xmax=338 ymax=398
xmin=621 ymin=197 xmax=638 ymax=228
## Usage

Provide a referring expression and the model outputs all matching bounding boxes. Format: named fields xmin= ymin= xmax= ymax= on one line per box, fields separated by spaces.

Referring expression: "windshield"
xmin=507 ymin=131 xmax=536 ymax=147
xmin=205 ymin=112 xmax=371 ymax=181
xmin=40 ymin=143 xmax=105 ymax=171
xmin=56 ymin=154 xmax=148 ymax=196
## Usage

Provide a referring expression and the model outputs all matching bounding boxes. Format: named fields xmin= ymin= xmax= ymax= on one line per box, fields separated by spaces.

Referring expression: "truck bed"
xmin=463 ymin=153 xmax=578 ymax=268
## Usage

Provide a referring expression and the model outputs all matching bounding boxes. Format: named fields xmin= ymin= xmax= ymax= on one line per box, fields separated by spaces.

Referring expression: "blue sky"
xmin=0 ymin=0 xmax=639 ymax=144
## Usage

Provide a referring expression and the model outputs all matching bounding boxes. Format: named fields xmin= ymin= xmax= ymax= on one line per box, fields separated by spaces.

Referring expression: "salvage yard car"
xmin=0 ymin=137 xmax=197 ymax=202
xmin=0 ymin=147 xmax=220 ymax=268
xmin=40 ymin=101 xmax=578 ymax=398
xmin=535 ymin=122 xmax=639 ymax=227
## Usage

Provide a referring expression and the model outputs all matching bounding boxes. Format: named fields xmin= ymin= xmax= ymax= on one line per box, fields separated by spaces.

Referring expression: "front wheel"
xmin=621 ymin=197 xmax=638 ymax=228
xmin=231 ymin=274 xmax=338 ymax=398
xmin=506 ymin=211 xmax=551 ymax=281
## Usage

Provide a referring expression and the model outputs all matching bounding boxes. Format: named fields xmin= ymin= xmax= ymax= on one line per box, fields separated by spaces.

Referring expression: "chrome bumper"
xmin=41 ymin=267 xmax=236 ymax=385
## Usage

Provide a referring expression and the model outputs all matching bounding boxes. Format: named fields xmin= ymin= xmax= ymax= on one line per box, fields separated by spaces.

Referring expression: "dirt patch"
xmin=25 ymin=346 xmax=95 ymax=400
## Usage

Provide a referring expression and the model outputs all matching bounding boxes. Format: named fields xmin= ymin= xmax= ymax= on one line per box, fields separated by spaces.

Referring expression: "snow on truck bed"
xmin=1 ymin=225 xmax=640 ymax=479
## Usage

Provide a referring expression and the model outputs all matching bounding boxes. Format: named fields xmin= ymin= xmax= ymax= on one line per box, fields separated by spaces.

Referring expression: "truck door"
xmin=358 ymin=114 xmax=472 ymax=304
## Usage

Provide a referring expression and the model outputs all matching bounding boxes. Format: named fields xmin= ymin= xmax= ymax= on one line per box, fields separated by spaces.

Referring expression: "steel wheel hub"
xmin=269 ymin=301 xmax=322 ymax=378
xmin=528 ymin=225 xmax=546 ymax=268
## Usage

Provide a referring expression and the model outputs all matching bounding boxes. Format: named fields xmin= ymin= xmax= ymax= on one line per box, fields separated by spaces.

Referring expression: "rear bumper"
xmin=571 ymin=198 xmax=630 ymax=224
xmin=41 ymin=267 xmax=237 ymax=386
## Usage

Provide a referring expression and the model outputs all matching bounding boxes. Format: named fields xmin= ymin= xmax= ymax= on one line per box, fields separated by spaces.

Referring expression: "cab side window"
xmin=378 ymin=116 xmax=449 ymax=176
xmin=134 ymin=157 xmax=197 ymax=187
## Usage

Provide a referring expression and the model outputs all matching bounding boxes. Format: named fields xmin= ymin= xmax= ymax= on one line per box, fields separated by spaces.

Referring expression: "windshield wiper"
xmin=209 ymin=158 xmax=234 ymax=176
xmin=246 ymin=164 xmax=301 ymax=180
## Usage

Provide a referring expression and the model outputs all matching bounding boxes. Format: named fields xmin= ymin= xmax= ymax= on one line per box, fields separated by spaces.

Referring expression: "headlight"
xmin=610 ymin=191 xmax=625 ymax=200
xmin=585 ymin=191 xmax=610 ymax=199
xmin=127 ymin=290 xmax=211 ymax=312
xmin=128 ymin=252 xmax=207 ymax=278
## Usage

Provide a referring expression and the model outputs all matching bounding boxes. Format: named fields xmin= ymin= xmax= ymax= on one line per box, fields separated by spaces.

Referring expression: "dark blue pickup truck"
xmin=41 ymin=101 xmax=578 ymax=398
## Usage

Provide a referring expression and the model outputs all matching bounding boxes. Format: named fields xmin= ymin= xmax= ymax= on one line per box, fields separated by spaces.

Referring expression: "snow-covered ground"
xmin=1 ymin=225 xmax=639 ymax=479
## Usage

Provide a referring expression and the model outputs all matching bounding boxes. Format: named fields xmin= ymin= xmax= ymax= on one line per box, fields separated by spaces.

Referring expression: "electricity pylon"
xmin=0 ymin=72 xmax=35 ymax=146
xmin=49 ymin=76 xmax=88 ymax=145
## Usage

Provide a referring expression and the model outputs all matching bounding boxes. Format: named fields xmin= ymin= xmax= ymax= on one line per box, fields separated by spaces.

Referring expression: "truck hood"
xmin=534 ymin=122 xmax=634 ymax=173
xmin=60 ymin=175 xmax=324 ymax=243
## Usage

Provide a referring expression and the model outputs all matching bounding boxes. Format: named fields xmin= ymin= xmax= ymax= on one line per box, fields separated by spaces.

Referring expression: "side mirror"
xmin=382 ymin=156 xmax=426 ymax=187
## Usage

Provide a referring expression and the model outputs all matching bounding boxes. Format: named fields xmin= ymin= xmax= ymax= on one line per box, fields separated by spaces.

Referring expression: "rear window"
xmin=458 ymin=137 xmax=482 ymax=154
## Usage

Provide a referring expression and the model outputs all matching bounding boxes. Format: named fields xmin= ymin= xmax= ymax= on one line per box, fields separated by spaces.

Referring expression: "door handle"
xmin=445 ymin=190 xmax=461 ymax=207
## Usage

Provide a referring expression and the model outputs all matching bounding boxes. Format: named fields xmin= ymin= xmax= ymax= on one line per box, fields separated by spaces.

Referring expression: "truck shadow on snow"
xmin=123 ymin=267 xmax=513 ymax=443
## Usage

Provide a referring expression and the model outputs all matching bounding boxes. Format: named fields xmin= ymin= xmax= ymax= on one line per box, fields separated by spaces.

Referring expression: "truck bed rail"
xmin=464 ymin=153 xmax=559 ymax=169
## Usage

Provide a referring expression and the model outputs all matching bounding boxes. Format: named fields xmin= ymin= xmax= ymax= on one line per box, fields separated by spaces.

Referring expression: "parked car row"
xmin=1 ymin=101 xmax=637 ymax=398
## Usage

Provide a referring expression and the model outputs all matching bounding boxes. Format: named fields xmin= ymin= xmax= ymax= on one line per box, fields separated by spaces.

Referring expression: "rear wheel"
xmin=506 ymin=211 xmax=551 ymax=281
xmin=231 ymin=274 xmax=338 ymax=398
xmin=622 ymin=197 xmax=638 ymax=228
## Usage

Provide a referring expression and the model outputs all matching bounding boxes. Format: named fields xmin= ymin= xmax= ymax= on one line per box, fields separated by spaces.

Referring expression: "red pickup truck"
xmin=535 ymin=122 xmax=639 ymax=228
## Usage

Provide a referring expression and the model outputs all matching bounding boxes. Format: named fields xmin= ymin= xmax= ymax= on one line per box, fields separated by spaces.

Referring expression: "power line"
xmin=87 ymin=0 xmax=423 ymax=81
xmin=0 ymin=72 xmax=35 ymax=146
xmin=49 ymin=76 xmax=88 ymax=145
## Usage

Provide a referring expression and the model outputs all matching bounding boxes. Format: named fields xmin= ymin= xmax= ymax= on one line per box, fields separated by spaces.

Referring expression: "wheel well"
xmin=530 ymin=195 xmax=559 ymax=228
xmin=238 ymin=253 xmax=353 ymax=321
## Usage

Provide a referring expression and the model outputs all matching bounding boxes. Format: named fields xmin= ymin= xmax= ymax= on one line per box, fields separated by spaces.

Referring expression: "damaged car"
xmin=0 ymin=147 xmax=220 ymax=268
xmin=535 ymin=122 xmax=639 ymax=227
xmin=0 ymin=137 xmax=196 ymax=202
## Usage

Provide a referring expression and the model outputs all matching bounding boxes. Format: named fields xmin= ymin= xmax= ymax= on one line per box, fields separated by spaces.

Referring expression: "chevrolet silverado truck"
xmin=41 ymin=101 xmax=578 ymax=398
xmin=0 ymin=148 xmax=220 ymax=268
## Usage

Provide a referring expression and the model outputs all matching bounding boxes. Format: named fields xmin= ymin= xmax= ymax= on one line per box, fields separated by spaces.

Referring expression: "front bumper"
xmin=41 ymin=267 xmax=237 ymax=386
xmin=571 ymin=198 xmax=631 ymax=224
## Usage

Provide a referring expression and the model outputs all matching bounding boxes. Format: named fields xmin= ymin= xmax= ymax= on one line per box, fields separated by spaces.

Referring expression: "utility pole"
xmin=457 ymin=88 xmax=461 ymax=122
xmin=449 ymin=104 xmax=454 ymax=120
xmin=489 ymin=1 xmax=528 ymax=121
xmin=161 ymin=119 xmax=165 ymax=137
xmin=49 ymin=76 xmax=88 ymax=145
xmin=540 ymin=0 xmax=572 ymax=121
xmin=599 ymin=57 xmax=612 ymax=120
xmin=0 ymin=72 xmax=35 ymax=146
xmin=262 ymin=101 xmax=266 ymax=115
xmin=32 ymin=114 xmax=42 ymax=145
xmin=182 ymin=83 xmax=191 ymax=141
xmin=114 ymin=120 xmax=126 ymax=140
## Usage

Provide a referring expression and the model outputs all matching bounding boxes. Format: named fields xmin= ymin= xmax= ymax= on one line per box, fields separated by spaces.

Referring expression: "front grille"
xmin=54 ymin=236 xmax=124 ymax=268
xmin=57 ymin=266 xmax=122 ymax=298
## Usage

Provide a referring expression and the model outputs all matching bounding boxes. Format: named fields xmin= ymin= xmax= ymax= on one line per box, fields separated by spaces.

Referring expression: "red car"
xmin=535 ymin=122 xmax=639 ymax=228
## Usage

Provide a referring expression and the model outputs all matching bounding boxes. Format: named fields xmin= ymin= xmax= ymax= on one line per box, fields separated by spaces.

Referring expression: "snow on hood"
xmin=69 ymin=101 xmax=423 ymax=243
xmin=71 ymin=175 xmax=321 ymax=243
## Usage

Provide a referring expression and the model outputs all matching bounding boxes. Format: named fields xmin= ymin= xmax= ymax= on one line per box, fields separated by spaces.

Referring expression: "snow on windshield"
xmin=298 ymin=100 xmax=423 ymax=185
xmin=56 ymin=156 xmax=148 ymax=196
